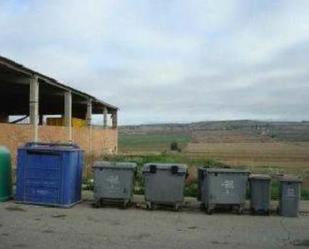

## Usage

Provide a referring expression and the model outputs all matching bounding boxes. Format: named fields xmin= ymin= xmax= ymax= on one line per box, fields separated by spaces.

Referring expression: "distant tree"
xmin=170 ymin=142 xmax=181 ymax=152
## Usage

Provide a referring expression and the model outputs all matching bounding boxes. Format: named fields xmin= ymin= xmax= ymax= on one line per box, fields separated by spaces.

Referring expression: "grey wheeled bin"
xmin=143 ymin=163 xmax=187 ymax=211
xmin=199 ymin=168 xmax=249 ymax=214
xmin=278 ymin=176 xmax=302 ymax=217
xmin=249 ymin=174 xmax=271 ymax=215
xmin=93 ymin=161 xmax=136 ymax=208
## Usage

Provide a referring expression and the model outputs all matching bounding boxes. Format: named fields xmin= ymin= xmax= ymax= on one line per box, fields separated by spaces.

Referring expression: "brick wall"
xmin=0 ymin=123 xmax=118 ymax=168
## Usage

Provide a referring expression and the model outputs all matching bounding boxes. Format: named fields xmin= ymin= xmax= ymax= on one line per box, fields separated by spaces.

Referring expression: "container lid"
xmin=143 ymin=163 xmax=187 ymax=173
xmin=93 ymin=161 xmax=137 ymax=169
xmin=279 ymin=175 xmax=302 ymax=183
xmin=249 ymin=174 xmax=271 ymax=180
xmin=205 ymin=168 xmax=250 ymax=174
xmin=20 ymin=142 xmax=82 ymax=151
xmin=0 ymin=146 xmax=10 ymax=155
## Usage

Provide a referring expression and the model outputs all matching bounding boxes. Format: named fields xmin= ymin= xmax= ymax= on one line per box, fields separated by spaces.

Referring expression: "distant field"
xmin=118 ymin=133 xmax=309 ymax=189
xmin=119 ymin=133 xmax=191 ymax=153
xmin=184 ymin=142 xmax=309 ymax=165
xmin=184 ymin=142 xmax=309 ymax=181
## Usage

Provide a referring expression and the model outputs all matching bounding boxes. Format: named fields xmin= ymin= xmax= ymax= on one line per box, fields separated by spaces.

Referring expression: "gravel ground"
xmin=0 ymin=192 xmax=308 ymax=249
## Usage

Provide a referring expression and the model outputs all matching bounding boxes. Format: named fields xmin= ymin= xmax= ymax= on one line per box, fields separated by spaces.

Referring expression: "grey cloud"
xmin=1 ymin=1 xmax=309 ymax=124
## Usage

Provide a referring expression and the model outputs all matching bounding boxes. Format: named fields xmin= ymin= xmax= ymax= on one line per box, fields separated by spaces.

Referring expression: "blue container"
xmin=16 ymin=143 xmax=84 ymax=208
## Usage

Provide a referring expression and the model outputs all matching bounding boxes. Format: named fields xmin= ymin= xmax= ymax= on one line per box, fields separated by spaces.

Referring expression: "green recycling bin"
xmin=0 ymin=146 xmax=12 ymax=202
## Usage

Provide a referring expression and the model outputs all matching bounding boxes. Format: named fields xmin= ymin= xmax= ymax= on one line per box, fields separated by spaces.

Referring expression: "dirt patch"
xmin=42 ymin=229 xmax=55 ymax=234
xmin=5 ymin=206 xmax=26 ymax=212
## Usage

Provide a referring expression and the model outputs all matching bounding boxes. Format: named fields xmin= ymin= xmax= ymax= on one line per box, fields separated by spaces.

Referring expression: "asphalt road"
xmin=0 ymin=193 xmax=308 ymax=249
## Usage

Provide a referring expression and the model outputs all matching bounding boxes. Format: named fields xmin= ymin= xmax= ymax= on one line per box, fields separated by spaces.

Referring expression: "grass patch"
xmin=185 ymin=182 xmax=198 ymax=198
xmin=119 ymin=134 xmax=191 ymax=152
xmin=271 ymin=180 xmax=280 ymax=200
xmin=301 ymin=189 xmax=309 ymax=200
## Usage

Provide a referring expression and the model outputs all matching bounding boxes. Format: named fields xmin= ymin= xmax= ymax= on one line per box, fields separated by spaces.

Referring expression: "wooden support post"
xmin=103 ymin=107 xmax=108 ymax=129
xmin=64 ymin=91 xmax=72 ymax=142
xmin=29 ymin=75 xmax=39 ymax=142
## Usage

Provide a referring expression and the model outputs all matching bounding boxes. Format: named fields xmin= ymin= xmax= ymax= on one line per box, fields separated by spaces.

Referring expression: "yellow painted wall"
xmin=46 ymin=117 xmax=87 ymax=127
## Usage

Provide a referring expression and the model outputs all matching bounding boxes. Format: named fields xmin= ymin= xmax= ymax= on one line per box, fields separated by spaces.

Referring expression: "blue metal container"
xmin=16 ymin=143 xmax=84 ymax=208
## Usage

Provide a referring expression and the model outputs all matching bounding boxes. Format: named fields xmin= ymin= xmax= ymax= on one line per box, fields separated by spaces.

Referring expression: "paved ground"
xmin=0 ymin=192 xmax=308 ymax=249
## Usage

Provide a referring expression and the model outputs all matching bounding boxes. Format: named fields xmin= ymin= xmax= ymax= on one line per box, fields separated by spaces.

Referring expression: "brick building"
xmin=0 ymin=56 xmax=118 ymax=166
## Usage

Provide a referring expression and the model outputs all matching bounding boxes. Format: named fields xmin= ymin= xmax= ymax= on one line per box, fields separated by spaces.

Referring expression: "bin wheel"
xmin=122 ymin=201 xmax=128 ymax=209
xmin=174 ymin=204 xmax=181 ymax=212
xmin=93 ymin=200 xmax=101 ymax=208
xmin=200 ymin=203 xmax=206 ymax=210
xmin=206 ymin=207 xmax=213 ymax=215
xmin=237 ymin=206 xmax=244 ymax=215
xmin=146 ymin=202 xmax=153 ymax=210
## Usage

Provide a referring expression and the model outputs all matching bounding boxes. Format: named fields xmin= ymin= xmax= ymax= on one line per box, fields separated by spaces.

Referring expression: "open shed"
xmin=0 ymin=55 xmax=119 ymax=165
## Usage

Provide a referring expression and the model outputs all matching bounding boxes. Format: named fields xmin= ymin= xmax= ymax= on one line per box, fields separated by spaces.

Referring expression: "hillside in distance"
xmin=120 ymin=120 xmax=309 ymax=143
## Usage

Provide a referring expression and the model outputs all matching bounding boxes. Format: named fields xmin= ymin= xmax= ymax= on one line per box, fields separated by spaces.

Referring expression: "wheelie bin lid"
xmin=19 ymin=142 xmax=82 ymax=152
xmin=204 ymin=168 xmax=250 ymax=174
xmin=93 ymin=161 xmax=137 ymax=170
xmin=143 ymin=163 xmax=187 ymax=173
xmin=249 ymin=174 xmax=271 ymax=180
xmin=279 ymin=175 xmax=302 ymax=183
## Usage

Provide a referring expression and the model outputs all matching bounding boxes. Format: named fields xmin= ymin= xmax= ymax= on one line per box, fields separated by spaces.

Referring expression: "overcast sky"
xmin=1 ymin=0 xmax=309 ymax=125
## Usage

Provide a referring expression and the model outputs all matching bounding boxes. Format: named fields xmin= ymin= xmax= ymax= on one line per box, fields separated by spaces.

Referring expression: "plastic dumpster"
xmin=93 ymin=161 xmax=136 ymax=208
xmin=0 ymin=146 xmax=12 ymax=202
xmin=249 ymin=174 xmax=271 ymax=214
xmin=16 ymin=143 xmax=84 ymax=207
xmin=143 ymin=163 xmax=187 ymax=210
xmin=198 ymin=168 xmax=249 ymax=214
xmin=278 ymin=176 xmax=302 ymax=217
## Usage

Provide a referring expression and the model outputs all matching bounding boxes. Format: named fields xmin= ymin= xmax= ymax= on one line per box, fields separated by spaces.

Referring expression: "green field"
xmin=119 ymin=134 xmax=191 ymax=153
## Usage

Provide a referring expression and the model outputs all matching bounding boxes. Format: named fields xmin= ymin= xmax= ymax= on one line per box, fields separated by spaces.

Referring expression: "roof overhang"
xmin=0 ymin=55 xmax=118 ymax=118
